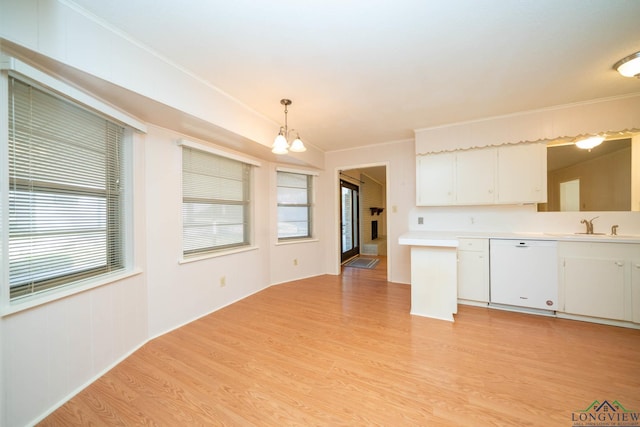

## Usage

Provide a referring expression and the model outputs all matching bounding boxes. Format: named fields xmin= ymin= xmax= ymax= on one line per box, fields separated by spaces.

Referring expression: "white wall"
xmin=322 ymin=135 xmax=640 ymax=290
xmin=2 ymin=276 xmax=148 ymax=426
xmin=2 ymin=2 xmax=639 ymax=426
xmin=411 ymin=93 xmax=640 ymax=236
xmin=1 ymin=132 xmax=148 ymax=427
xmin=0 ymin=2 xmax=325 ymax=425
xmin=145 ymin=125 xmax=275 ymax=338
xmin=361 ymin=173 xmax=385 ymax=242
xmin=322 ymin=140 xmax=416 ymax=284
xmin=0 ymin=0 xmax=276 ymax=150
xmin=415 ymin=94 xmax=640 ymax=154
xmin=408 ymin=204 xmax=640 ymax=236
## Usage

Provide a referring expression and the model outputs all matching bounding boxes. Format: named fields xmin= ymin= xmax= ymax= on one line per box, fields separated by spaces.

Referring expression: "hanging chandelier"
xmin=272 ymin=99 xmax=306 ymax=154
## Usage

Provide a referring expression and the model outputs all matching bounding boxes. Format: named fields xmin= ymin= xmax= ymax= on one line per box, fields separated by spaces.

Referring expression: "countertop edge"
xmin=398 ymin=231 xmax=640 ymax=245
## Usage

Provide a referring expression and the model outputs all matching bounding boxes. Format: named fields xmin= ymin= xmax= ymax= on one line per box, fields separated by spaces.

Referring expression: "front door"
xmin=340 ymin=179 xmax=359 ymax=263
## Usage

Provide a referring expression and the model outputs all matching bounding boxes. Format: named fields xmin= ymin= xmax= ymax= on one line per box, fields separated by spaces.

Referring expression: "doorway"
xmin=560 ymin=179 xmax=580 ymax=211
xmin=340 ymin=179 xmax=359 ymax=263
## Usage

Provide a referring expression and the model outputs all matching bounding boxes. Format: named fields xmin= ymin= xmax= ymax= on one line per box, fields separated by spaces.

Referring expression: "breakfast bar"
xmin=399 ymin=231 xmax=459 ymax=321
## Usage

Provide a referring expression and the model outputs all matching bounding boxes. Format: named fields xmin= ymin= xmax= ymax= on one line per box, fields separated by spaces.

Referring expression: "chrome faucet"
xmin=580 ymin=216 xmax=599 ymax=234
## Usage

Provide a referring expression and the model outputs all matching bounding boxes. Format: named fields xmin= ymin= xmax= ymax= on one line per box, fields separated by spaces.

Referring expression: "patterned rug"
xmin=344 ymin=257 xmax=380 ymax=269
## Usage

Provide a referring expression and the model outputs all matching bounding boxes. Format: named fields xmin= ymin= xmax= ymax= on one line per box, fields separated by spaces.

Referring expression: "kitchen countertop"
xmin=399 ymin=230 xmax=640 ymax=246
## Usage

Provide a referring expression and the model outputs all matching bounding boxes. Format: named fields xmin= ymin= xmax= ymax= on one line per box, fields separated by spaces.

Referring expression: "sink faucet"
xmin=580 ymin=216 xmax=599 ymax=234
xmin=611 ymin=224 xmax=619 ymax=236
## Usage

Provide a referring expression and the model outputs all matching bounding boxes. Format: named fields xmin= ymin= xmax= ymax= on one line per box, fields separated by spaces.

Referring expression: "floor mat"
xmin=344 ymin=257 xmax=380 ymax=269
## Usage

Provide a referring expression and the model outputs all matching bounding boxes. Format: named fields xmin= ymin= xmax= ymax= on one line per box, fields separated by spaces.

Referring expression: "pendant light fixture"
xmin=613 ymin=51 xmax=640 ymax=78
xmin=272 ymin=99 xmax=306 ymax=154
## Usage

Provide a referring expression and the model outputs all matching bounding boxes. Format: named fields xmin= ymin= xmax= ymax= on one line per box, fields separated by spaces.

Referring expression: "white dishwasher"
xmin=489 ymin=239 xmax=558 ymax=311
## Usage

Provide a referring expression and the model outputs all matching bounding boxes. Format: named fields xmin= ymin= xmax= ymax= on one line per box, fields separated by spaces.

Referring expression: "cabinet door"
xmin=416 ymin=153 xmax=455 ymax=206
xmin=633 ymin=260 xmax=640 ymax=323
xmin=497 ymin=143 xmax=547 ymax=203
xmin=457 ymin=250 xmax=489 ymax=302
xmin=456 ymin=148 xmax=496 ymax=205
xmin=563 ymin=257 xmax=626 ymax=320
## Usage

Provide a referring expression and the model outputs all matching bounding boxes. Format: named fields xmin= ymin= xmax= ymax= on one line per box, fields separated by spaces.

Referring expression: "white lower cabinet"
xmin=410 ymin=246 xmax=457 ymax=321
xmin=559 ymin=242 xmax=639 ymax=323
xmin=563 ymin=257 xmax=626 ymax=320
xmin=457 ymin=238 xmax=489 ymax=303
xmin=633 ymin=260 xmax=640 ymax=323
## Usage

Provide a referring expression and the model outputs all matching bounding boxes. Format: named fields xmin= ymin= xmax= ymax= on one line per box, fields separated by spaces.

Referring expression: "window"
xmin=182 ymin=147 xmax=251 ymax=256
xmin=277 ymin=171 xmax=313 ymax=240
xmin=7 ymin=76 xmax=126 ymax=300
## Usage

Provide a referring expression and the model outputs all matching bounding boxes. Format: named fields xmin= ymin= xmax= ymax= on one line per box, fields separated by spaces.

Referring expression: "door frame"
xmin=335 ymin=163 xmax=390 ymax=278
xmin=340 ymin=179 xmax=360 ymax=263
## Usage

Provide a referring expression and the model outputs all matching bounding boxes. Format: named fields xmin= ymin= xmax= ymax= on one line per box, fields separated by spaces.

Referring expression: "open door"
xmin=340 ymin=179 xmax=359 ymax=263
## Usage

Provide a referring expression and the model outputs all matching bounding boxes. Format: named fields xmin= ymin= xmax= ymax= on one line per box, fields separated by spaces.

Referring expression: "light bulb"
xmin=614 ymin=52 xmax=640 ymax=78
xmin=289 ymin=136 xmax=306 ymax=152
xmin=272 ymin=132 xmax=289 ymax=154
xmin=575 ymin=136 xmax=604 ymax=150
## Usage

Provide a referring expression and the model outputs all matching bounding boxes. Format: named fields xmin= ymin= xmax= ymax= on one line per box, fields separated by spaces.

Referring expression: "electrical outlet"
xmin=418 ymin=216 xmax=424 ymax=225
xmin=220 ymin=276 xmax=226 ymax=287
xmin=293 ymin=258 xmax=298 ymax=266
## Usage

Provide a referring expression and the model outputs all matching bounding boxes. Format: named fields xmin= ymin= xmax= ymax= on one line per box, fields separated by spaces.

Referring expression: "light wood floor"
xmin=41 ymin=256 xmax=640 ymax=426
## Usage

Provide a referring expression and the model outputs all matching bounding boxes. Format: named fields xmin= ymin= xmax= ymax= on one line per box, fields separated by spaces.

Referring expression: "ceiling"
xmin=67 ymin=0 xmax=640 ymax=152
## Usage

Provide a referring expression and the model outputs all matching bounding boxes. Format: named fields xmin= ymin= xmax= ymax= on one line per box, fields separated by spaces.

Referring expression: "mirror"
xmin=538 ymin=137 xmax=634 ymax=212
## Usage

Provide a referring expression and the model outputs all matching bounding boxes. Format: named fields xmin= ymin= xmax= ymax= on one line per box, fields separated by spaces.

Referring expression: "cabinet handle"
xmin=615 ymin=261 xmax=624 ymax=267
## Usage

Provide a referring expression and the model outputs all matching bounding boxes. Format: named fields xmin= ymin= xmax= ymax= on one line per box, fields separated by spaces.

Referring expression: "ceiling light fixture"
xmin=272 ymin=99 xmax=306 ymax=154
xmin=575 ymin=135 xmax=604 ymax=150
xmin=613 ymin=51 xmax=640 ymax=78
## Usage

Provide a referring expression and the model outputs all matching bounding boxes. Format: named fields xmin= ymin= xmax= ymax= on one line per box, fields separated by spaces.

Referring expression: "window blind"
xmin=8 ymin=77 xmax=125 ymax=299
xmin=277 ymin=171 xmax=312 ymax=239
xmin=182 ymin=147 xmax=251 ymax=255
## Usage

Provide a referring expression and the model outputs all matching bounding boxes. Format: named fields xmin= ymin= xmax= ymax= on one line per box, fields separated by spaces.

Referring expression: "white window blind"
xmin=277 ymin=171 xmax=312 ymax=240
xmin=182 ymin=147 xmax=251 ymax=256
xmin=8 ymin=77 xmax=125 ymax=299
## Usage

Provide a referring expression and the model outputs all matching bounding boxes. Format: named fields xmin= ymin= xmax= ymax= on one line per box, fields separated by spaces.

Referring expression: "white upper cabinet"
xmin=416 ymin=142 xmax=547 ymax=206
xmin=497 ymin=143 xmax=547 ymax=203
xmin=456 ymin=148 xmax=496 ymax=205
xmin=416 ymin=152 xmax=455 ymax=206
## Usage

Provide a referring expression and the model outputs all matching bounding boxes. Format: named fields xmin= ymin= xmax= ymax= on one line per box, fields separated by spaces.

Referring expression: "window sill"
xmin=276 ymin=238 xmax=319 ymax=246
xmin=179 ymin=245 xmax=259 ymax=264
xmin=1 ymin=268 xmax=144 ymax=317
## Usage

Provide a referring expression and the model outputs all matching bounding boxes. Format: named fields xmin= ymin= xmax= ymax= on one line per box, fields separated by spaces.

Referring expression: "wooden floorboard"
xmin=40 ymin=256 xmax=640 ymax=426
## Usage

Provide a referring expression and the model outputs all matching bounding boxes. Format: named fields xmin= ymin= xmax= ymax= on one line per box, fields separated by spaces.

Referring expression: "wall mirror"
xmin=538 ymin=135 xmax=636 ymax=212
